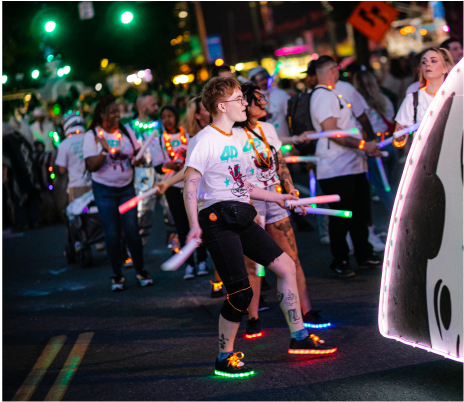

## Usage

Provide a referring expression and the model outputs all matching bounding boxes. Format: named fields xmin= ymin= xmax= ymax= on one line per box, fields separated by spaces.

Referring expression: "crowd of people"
xmin=3 ymin=37 xmax=462 ymax=376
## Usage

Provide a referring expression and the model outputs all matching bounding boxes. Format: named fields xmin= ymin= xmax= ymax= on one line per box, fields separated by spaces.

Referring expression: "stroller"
xmin=64 ymin=190 xmax=105 ymax=268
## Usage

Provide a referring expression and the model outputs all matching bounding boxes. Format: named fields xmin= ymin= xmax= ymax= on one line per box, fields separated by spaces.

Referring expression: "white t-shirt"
xmin=395 ymin=89 xmax=434 ymax=126
xmin=261 ymin=87 xmax=290 ymax=137
xmin=151 ymin=130 xmax=190 ymax=189
xmin=406 ymin=81 xmax=421 ymax=95
xmin=30 ymin=120 xmax=56 ymax=152
xmin=184 ymin=125 xmax=251 ymax=211
xmin=235 ymin=122 xmax=282 ymax=188
xmin=365 ymin=95 xmax=395 ymax=134
xmin=310 ymin=85 xmax=367 ymax=180
xmin=82 ymin=126 xmax=138 ymax=187
xmin=55 ymin=134 xmax=92 ymax=189
xmin=335 ymin=81 xmax=369 ymax=119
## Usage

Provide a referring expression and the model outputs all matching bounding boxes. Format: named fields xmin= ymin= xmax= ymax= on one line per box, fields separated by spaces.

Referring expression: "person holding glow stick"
xmin=394 ymin=48 xmax=454 ymax=151
xmin=151 ymin=105 xmax=209 ymax=280
xmin=309 ymin=56 xmax=382 ymax=278
xmin=234 ymin=83 xmax=332 ymax=336
xmin=83 ymin=95 xmax=153 ymax=291
xmin=184 ymin=77 xmax=337 ymax=377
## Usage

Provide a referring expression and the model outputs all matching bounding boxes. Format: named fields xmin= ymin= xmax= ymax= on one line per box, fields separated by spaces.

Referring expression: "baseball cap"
xmin=63 ymin=111 xmax=86 ymax=136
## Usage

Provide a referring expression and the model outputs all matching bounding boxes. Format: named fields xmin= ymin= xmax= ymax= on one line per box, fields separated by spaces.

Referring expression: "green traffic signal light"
xmin=32 ymin=70 xmax=40 ymax=79
xmin=121 ymin=12 xmax=133 ymax=24
xmin=45 ymin=21 xmax=56 ymax=32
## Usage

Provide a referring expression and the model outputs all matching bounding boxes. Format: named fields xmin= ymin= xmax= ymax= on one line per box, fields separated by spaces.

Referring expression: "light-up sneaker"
xmin=245 ymin=318 xmax=262 ymax=339
xmin=303 ymin=310 xmax=331 ymax=329
xmin=288 ymin=334 xmax=337 ymax=355
xmin=214 ymin=352 xmax=255 ymax=378
xmin=210 ymin=280 xmax=224 ymax=298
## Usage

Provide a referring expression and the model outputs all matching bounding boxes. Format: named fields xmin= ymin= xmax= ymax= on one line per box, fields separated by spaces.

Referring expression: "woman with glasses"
xmin=234 ymin=83 xmax=331 ymax=336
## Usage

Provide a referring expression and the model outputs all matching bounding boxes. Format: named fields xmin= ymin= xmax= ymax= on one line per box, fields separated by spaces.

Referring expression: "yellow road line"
xmin=44 ymin=332 xmax=94 ymax=401
xmin=12 ymin=335 xmax=67 ymax=401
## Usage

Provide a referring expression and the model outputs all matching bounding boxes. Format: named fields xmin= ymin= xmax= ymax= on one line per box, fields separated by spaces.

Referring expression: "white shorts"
xmin=253 ymin=184 xmax=290 ymax=225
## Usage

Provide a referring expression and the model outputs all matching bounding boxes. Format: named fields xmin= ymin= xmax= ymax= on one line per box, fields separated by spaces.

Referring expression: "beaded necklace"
xmin=422 ymin=87 xmax=437 ymax=96
xmin=209 ymin=124 xmax=233 ymax=137
xmin=98 ymin=127 xmax=123 ymax=154
xmin=244 ymin=123 xmax=272 ymax=168
xmin=163 ymin=126 xmax=187 ymax=159
xmin=134 ymin=120 xmax=157 ymax=131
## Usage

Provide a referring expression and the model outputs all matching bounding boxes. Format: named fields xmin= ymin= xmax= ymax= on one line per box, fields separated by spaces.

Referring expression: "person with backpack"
xmin=394 ymin=48 xmax=454 ymax=152
xmin=83 ymin=95 xmax=154 ymax=291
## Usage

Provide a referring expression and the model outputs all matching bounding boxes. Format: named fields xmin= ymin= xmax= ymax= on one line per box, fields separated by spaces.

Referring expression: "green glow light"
xmin=63 ymin=66 xmax=71 ymax=74
xmin=50 ymin=173 xmax=56 ymax=179
xmin=47 ymin=55 xmax=54 ymax=63
xmin=2 ymin=75 xmax=7 ymax=84
xmin=48 ymin=131 xmax=54 ymax=137
xmin=342 ymin=211 xmax=352 ymax=217
xmin=311 ymin=204 xmax=317 ymax=208
xmin=121 ymin=12 xmax=133 ymax=24
xmin=76 ymin=111 xmax=80 ymax=115
xmin=385 ymin=187 xmax=391 ymax=192
xmin=53 ymin=105 xmax=61 ymax=115
xmin=343 ymin=72 xmax=348 ymax=77
xmin=256 ymin=265 xmax=265 ymax=277
xmin=45 ymin=21 xmax=56 ymax=33
xmin=281 ymin=144 xmax=292 ymax=152
xmin=57 ymin=69 xmax=64 ymax=77
xmin=214 ymin=370 xmax=254 ymax=378
xmin=31 ymin=70 xmax=40 ymax=79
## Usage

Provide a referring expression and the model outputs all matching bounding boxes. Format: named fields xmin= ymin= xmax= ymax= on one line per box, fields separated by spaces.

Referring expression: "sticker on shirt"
xmin=226 ymin=164 xmax=248 ymax=198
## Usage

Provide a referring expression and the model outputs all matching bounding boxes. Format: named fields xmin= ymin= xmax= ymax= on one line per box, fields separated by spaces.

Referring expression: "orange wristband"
xmin=358 ymin=140 xmax=365 ymax=150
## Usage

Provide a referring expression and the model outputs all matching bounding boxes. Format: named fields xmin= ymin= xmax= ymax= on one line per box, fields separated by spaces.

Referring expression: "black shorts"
xmin=199 ymin=201 xmax=284 ymax=287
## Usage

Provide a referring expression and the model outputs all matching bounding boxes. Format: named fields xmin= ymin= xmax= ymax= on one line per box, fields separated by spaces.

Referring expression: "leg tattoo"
xmin=219 ymin=333 xmax=229 ymax=350
xmin=277 ymin=292 xmax=284 ymax=304
xmin=272 ymin=220 xmax=297 ymax=253
xmin=285 ymin=289 xmax=297 ymax=306
xmin=288 ymin=308 xmax=301 ymax=324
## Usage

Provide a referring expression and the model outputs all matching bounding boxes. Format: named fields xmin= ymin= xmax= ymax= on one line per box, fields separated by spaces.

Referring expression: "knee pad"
xmin=220 ymin=278 xmax=254 ymax=323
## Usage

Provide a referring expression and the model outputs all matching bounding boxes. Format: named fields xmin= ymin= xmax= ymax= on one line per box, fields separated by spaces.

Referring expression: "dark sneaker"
xmin=258 ymin=296 xmax=270 ymax=312
xmin=135 ymin=270 xmax=153 ymax=287
xmin=111 ymin=275 xmax=126 ymax=291
xmin=303 ymin=310 xmax=331 ymax=329
xmin=197 ymin=261 xmax=209 ymax=276
xmin=288 ymin=334 xmax=337 ymax=355
xmin=183 ymin=264 xmax=195 ymax=280
xmin=261 ymin=276 xmax=271 ymax=291
xmin=245 ymin=318 xmax=262 ymax=338
xmin=358 ymin=254 xmax=382 ymax=268
xmin=210 ymin=280 xmax=224 ymax=298
xmin=330 ymin=260 xmax=355 ymax=278
xmin=214 ymin=352 xmax=255 ymax=378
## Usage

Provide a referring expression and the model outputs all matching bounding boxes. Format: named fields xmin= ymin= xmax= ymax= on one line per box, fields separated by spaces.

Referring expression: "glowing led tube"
xmin=119 ymin=186 xmax=159 ymax=214
xmin=255 ymin=264 xmax=265 ymax=277
xmin=295 ymin=206 xmax=352 ymax=218
xmin=305 ymin=128 xmax=360 ymax=140
xmin=134 ymin=129 xmax=158 ymax=161
xmin=284 ymin=156 xmax=320 ymax=163
xmin=284 ymin=194 xmax=340 ymax=208
xmin=161 ymin=239 xmax=202 ymax=271
xmin=375 ymin=157 xmax=391 ymax=192
xmin=392 ymin=122 xmax=421 ymax=139
xmin=381 ymin=151 xmax=389 ymax=157
xmin=309 ymin=169 xmax=316 ymax=198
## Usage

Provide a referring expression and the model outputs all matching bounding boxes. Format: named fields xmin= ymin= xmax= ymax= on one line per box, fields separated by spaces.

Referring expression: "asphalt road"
xmin=3 ymin=169 xmax=463 ymax=401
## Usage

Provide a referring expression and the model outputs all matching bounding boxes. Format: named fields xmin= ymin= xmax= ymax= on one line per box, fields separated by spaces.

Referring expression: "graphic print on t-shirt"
xmin=105 ymin=138 xmax=131 ymax=172
xmin=243 ymin=138 xmax=277 ymax=187
xmin=227 ymin=164 xmax=247 ymax=197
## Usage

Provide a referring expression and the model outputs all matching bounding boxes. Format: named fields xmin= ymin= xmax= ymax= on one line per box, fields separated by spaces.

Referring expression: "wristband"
xmin=292 ymin=136 xmax=298 ymax=145
xmin=358 ymin=140 xmax=365 ymax=150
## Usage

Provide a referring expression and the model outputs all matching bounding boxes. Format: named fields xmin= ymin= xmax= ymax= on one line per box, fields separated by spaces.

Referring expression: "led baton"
xmin=283 ymin=194 xmax=340 ymax=208
xmin=134 ymin=129 xmax=158 ymax=161
xmin=295 ymin=206 xmax=352 ymax=218
xmin=161 ymin=239 xmax=202 ymax=271
xmin=119 ymin=186 xmax=159 ymax=214
xmin=284 ymin=156 xmax=320 ymax=163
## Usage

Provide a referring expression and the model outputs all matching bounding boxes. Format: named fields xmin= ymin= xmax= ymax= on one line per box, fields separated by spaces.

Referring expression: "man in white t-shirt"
xmin=183 ymin=77 xmax=336 ymax=377
xmin=55 ymin=111 xmax=92 ymax=203
xmin=29 ymin=107 xmax=56 ymax=152
xmin=248 ymin=66 xmax=290 ymax=137
xmin=309 ymin=56 xmax=382 ymax=278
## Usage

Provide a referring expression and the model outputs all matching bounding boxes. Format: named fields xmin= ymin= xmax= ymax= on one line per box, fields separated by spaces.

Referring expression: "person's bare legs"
xmin=267 ymin=252 xmax=305 ymax=333
xmin=218 ymin=315 xmax=240 ymax=354
xmin=245 ymin=256 xmax=261 ymax=319
xmin=266 ymin=217 xmax=312 ymax=315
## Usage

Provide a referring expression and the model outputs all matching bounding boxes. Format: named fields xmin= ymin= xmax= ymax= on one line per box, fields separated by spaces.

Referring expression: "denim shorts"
xmin=253 ymin=184 xmax=290 ymax=225
xmin=199 ymin=201 xmax=284 ymax=286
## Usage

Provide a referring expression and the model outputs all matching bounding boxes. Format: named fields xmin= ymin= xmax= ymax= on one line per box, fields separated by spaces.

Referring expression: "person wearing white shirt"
xmin=308 ymin=56 xmax=382 ymax=278
xmin=83 ymin=95 xmax=153 ymax=291
xmin=29 ymin=107 xmax=56 ymax=152
xmin=55 ymin=111 xmax=92 ymax=203
xmin=183 ymin=77 xmax=336 ymax=377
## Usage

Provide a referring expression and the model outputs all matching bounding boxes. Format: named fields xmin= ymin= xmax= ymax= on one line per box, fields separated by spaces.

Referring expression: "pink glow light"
xmin=442 ymin=25 xmax=450 ymax=32
xmin=274 ymin=45 xmax=309 ymax=56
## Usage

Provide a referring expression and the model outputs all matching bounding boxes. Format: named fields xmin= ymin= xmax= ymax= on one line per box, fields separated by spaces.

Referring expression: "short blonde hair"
xmin=419 ymin=47 xmax=455 ymax=88
xmin=201 ymin=77 xmax=241 ymax=115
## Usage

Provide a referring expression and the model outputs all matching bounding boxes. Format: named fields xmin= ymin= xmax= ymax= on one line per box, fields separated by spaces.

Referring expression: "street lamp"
xmin=121 ymin=12 xmax=133 ymax=24
xmin=31 ymin=70 xmax=40 ymax=79
xmin=44 ymin=21 xmax=56 ymax=33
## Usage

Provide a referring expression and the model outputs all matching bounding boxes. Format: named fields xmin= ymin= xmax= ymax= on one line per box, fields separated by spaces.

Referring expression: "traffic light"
xmin=31 ymin=70 xmax=40 ymax=79
xmin=121 ymin=12 xmax=133 ymax=24
xmin=44 ymin=21 xmax=56 ymax=33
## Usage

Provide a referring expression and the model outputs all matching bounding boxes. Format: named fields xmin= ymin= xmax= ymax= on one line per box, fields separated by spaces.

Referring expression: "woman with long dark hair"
xmin=83 ymin=95 xmax=153 ymax=291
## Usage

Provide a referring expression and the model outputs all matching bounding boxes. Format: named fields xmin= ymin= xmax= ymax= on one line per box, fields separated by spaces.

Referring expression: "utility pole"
xmin=193 ymin=1 xmax=209 ymax=63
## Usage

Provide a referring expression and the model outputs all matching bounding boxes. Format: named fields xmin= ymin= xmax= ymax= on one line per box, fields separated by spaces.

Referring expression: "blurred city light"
xmin=179 ymin=11 xmax=188 ymax=18
xmin=121 ymin=12 xmax=133 ymax=24
xmin=57 ymin=68 xmax=64 ymax=77
xmin=134 ymin=78 xmax=142 ymax=85
xmin=47 ymin=55 xmax=54 ymax=63
xmin=172 ymin=74 xmax=194 ymax=85
xmin=44 ymin=21 xmax=56 ymax=32
xmin=137 ymin=70 xmax=145 ymax=78
xmin=419 ymin=29 xmax=427 ymax=35
xmin=235 ymin=63 xmax=244 ymax=71
xmin=442 ymin=25 xmax=450 ymax=32
xmin=63 ymin=66 xmax=71 ymax=74
xmin=400 ymin=26 xmax=415 ymax=35
xmin=95 ymin=83 xmax=102 ymax=91
xmin=126 ymin=74 xmax=137 ymax=83
xmin=31 ymin=70 xmax=40 ymax=79
xmin=214 ymin=58 xmax=224 ymax=67
xmin=311 ymin=53 xmax=319 ymax=60
xmin=2 ymin=75 xmax=7 ymax=84
xmin=24 ymin=94 xmax=31 ymax=101
xmin=101 ymin=58 xmax=109 ymax=68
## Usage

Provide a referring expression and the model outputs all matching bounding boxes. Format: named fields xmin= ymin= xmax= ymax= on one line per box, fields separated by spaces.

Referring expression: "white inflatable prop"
xmin=378 ymin=60 xmax=463 ymax=362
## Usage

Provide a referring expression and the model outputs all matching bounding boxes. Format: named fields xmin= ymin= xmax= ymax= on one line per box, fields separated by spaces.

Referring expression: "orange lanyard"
xmin=163 ymin=126 xmax=187 ymax=159
xmin=244 ymin=123 xmax=272 ymax=167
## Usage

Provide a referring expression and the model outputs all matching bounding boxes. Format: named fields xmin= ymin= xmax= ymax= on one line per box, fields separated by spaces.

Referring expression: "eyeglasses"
xmin=255 ymin=95 xmax=267 ymax=104
xmin=222 ymin=97 xmax=247 ymax=105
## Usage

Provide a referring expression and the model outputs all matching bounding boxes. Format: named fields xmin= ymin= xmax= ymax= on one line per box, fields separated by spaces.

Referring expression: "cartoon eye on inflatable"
xmin=378 ymin=59 xmax=463 ymax=363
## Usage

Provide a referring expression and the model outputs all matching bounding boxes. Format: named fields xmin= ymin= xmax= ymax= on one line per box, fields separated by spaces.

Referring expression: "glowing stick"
xmin=267 ymin=62 xmax=282 ymax=89
xmin=392 ymin=122 xmax=421 ymax=139
xmin=284 ymin=194 xmax=340 ymax=208
xmin=375 ymin=157 xmax=391 ymax=192
xmin=305 ymin=128 xmax=360 ymax=140
xmin=295 ymin=206 xmax=352 ymax=218
xmin=134 ymin=129 xmax=158 ymax=161
xmin=161 ymin=239 xmax=202 ymax=271
xmin=381 ymin=151 xmax=389 ymax=157
xmin=377 ymin=137 xmax=393 ymax=148
xmin=119 ymin=186 xmax=159 ymax=214
xmin=309 ymin=169 xmax=316 ymax=198
xmin=284 ymin=156 xmax=319 ymax=163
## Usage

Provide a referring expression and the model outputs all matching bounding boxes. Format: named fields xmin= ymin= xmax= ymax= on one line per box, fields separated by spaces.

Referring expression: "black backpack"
xmin=286 ymin=86 xmax=331 ymax=155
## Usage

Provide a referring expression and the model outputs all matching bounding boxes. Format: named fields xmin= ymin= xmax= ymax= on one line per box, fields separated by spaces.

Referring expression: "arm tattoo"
xmin=245 ymin=182 xmax=255 ymax=193
xmin=185 ymin=191 xmax=195 ymax=202
xmin=276 ymin=151 xmax=294 ymax=193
